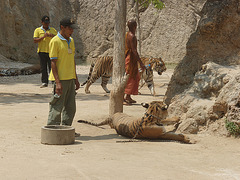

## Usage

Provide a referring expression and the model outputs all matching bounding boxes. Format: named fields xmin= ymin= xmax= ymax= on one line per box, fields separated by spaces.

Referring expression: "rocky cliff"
xmin=0 ymin=0 xmax=76 ymax=63
xmin=0 ymin=0 xmax=206 ymax=64
xmin=165 ymin=0 xmax=240 ymax=105
xmin=163 ymin=0 xmax=240 ymax=135
xmin=76 ymin=0 xmax=206 ymax=63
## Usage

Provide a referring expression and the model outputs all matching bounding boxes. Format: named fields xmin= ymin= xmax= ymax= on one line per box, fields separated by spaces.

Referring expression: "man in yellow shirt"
xmin=33 ymin=15 xmax=57 ymax=88
xmin=47 ymin=17 xmax=80 ymax=136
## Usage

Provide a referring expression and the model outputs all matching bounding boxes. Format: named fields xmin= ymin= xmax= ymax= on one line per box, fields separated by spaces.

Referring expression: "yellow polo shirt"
xmin=33 ymin=26 xmax=57 ymax=53
xmin=48 ymin=33 xmax=76 ymax=81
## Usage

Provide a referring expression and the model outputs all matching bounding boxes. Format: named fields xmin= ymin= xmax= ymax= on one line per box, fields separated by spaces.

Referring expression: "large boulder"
xmin=167 ymin=62 xmax=240 ymax=135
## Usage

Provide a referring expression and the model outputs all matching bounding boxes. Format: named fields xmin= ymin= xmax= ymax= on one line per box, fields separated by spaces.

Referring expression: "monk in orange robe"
xmin=124 ymin=19 xmax=145 ymax=105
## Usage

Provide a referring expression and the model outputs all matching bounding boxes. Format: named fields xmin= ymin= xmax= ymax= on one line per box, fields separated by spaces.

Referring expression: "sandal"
xmin=129 ymin=99 xmax=136 ymax=103
xmin=123 ymin=99 xmax=132 ymax=106
xmin=125 ymin=98 xmax=136 ymax=104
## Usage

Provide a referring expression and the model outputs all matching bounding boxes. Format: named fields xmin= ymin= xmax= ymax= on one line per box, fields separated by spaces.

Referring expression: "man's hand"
xmin=55 ymin=82 xmax=63 ymax=95
xmin=45 ymin=33 xmax=55 ymax=37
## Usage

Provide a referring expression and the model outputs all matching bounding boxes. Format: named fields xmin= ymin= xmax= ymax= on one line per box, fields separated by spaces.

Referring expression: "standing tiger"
xmin=81 ymin=56 xmax=166 ymax=95
xmin=77 ymin=101 xmax=191 ymax=143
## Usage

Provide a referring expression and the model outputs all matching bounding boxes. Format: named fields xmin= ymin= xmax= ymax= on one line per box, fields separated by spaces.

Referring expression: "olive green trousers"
xmin=47 ymin=79 xmax=76 ymax=126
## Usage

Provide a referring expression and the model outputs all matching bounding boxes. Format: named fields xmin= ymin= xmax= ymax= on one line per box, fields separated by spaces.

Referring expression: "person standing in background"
xmin=47 ymin=17 xmax=80 ymax=137
xmin=124 ymin=19 xmax=145 ymax=105
xmin=33 ymin=15 xmax=57 ymax=88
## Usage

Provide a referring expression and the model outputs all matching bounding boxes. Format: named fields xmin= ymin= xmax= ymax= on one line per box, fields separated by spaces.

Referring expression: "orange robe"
xmin=124 ymin=32 xmax=140 ymax=95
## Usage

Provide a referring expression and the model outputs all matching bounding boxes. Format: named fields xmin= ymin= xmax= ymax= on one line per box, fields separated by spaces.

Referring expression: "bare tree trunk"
xmin=109 ymin=0 xmax=127 ymax=116
xmin=136 ymin=0 xmax=142 ymax=56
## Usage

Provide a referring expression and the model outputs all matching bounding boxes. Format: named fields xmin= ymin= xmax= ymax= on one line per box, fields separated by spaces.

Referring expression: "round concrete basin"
xmin=41 ymin=125 xmax=75 ymax=145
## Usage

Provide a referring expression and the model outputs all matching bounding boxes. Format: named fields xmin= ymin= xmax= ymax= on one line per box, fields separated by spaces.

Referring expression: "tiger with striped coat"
xmin=81 ymin=56 xmax=166 ymax=95
xmin=78 ymin=101 xmax=191 ymax=143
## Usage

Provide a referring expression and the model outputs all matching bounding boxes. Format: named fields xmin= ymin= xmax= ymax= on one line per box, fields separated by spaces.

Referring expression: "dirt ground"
xmin=0 ymin=65 xmax=240 ymax=180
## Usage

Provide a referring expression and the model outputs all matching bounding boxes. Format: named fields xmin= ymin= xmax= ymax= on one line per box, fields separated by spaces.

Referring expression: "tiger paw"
xmin=85 ymin=89 xmax=91 ymax=94
xmin=181 ymin=135 xmax=193 ymax=144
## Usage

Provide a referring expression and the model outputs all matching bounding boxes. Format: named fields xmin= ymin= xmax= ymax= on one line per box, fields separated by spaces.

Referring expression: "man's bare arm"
xmin=33 ymin=33 xmax=55 ymax=43
xmin=51 ymin=59 xmax=63 ymax=95
xmin=74 ymin=60 xmax=80 ymax=90
xmin=33 ymin=34 xmax=47 ymax=43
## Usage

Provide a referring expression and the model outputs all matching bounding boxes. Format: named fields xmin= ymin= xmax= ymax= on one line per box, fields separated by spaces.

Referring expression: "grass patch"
xmin=225 ymin=119 xmax=240 ymax=137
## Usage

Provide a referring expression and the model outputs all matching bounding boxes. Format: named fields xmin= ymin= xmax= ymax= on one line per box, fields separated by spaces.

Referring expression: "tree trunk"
xmin=130 ymin=0 xmax=135 ymax=8
xmin=109 ymin=0 xmax=127 ymax=116
xmin=136 ymin=0 xmax=142 ymax=56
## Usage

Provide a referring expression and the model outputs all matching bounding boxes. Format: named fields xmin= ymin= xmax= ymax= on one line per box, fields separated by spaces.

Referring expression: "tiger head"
xmin=151 ymin=57 xmax=167 ymax=75
xmin=141 ymin=101 xmax=168 ymax=125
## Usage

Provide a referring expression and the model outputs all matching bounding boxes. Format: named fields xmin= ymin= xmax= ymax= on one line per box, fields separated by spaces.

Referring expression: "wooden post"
xmin=136 ymin=0 xmax=142 ymax=56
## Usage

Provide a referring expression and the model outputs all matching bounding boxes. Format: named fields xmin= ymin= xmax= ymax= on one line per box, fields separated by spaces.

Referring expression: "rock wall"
xmin=76 ymin=0 xmax=206 ymax=63
xmin=0 ymin=0 xmax=206 ymax=64
xmin=0 ymin=0 xmax=76 ymax=63
xmin=165 ymin=0 xmax=240 ymax=105
xmin=139 ymin=0 xmax=206 ymax=62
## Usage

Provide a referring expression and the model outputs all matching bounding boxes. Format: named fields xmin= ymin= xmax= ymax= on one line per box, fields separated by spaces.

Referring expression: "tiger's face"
xmin=141 ymin=101 xmax=168 ymax=124
xmin=152 ymin=58 xmax=167 ymax=75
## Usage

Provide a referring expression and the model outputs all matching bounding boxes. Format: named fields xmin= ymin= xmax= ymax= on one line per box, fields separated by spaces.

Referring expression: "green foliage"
xmin=225 ymin=119 xmax=240 ymax=137
xmin=136 ymin=0 xmax=165 ymax=10
xmin=152 ymin=0 xmax=165 ymax=9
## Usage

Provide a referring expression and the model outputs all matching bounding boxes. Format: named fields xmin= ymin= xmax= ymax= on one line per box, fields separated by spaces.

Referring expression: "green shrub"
xmin=225 ymin=119 xmax=240 ymax=137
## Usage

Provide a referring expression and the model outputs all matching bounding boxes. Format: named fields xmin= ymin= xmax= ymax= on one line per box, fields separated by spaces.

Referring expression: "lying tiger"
xmin=78 ymin=101 xmax=191 ymax=143
xmin=81 ymin=56 xmax=166 ymax=96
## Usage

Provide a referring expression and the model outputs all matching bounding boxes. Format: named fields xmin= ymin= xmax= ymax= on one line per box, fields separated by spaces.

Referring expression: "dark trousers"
xmin=38 ymin=52 xmax=51 ymax=84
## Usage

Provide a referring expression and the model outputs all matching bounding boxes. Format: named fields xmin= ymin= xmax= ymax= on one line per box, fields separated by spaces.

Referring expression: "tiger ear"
xmin=141 ymin=103 xmax=149 ymax=109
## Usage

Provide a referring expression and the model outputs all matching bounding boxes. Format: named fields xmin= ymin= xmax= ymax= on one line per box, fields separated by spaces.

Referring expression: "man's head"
xmin=41 ymin=15 xmax=50 ymax=23
xmin=41 ymin=15 xmax=50 ymax=28
xmin=60 ymin=17 xmax=77 ymax=29
xmin=60 ymin=17 xmax=77 ymax=39
xmin=127 ymin=19 xmax=137 ymax=32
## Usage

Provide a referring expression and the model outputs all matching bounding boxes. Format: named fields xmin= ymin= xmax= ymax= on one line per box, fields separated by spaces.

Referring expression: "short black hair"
xmin=41 ymin=15 xmax=50 ymax=23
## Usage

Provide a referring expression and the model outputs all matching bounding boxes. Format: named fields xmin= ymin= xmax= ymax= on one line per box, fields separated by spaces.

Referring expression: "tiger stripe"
xmin=77 ymin=101 xmax=191 ymax=143
xmin=81 ymin=56 xmax=166 ymax=95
